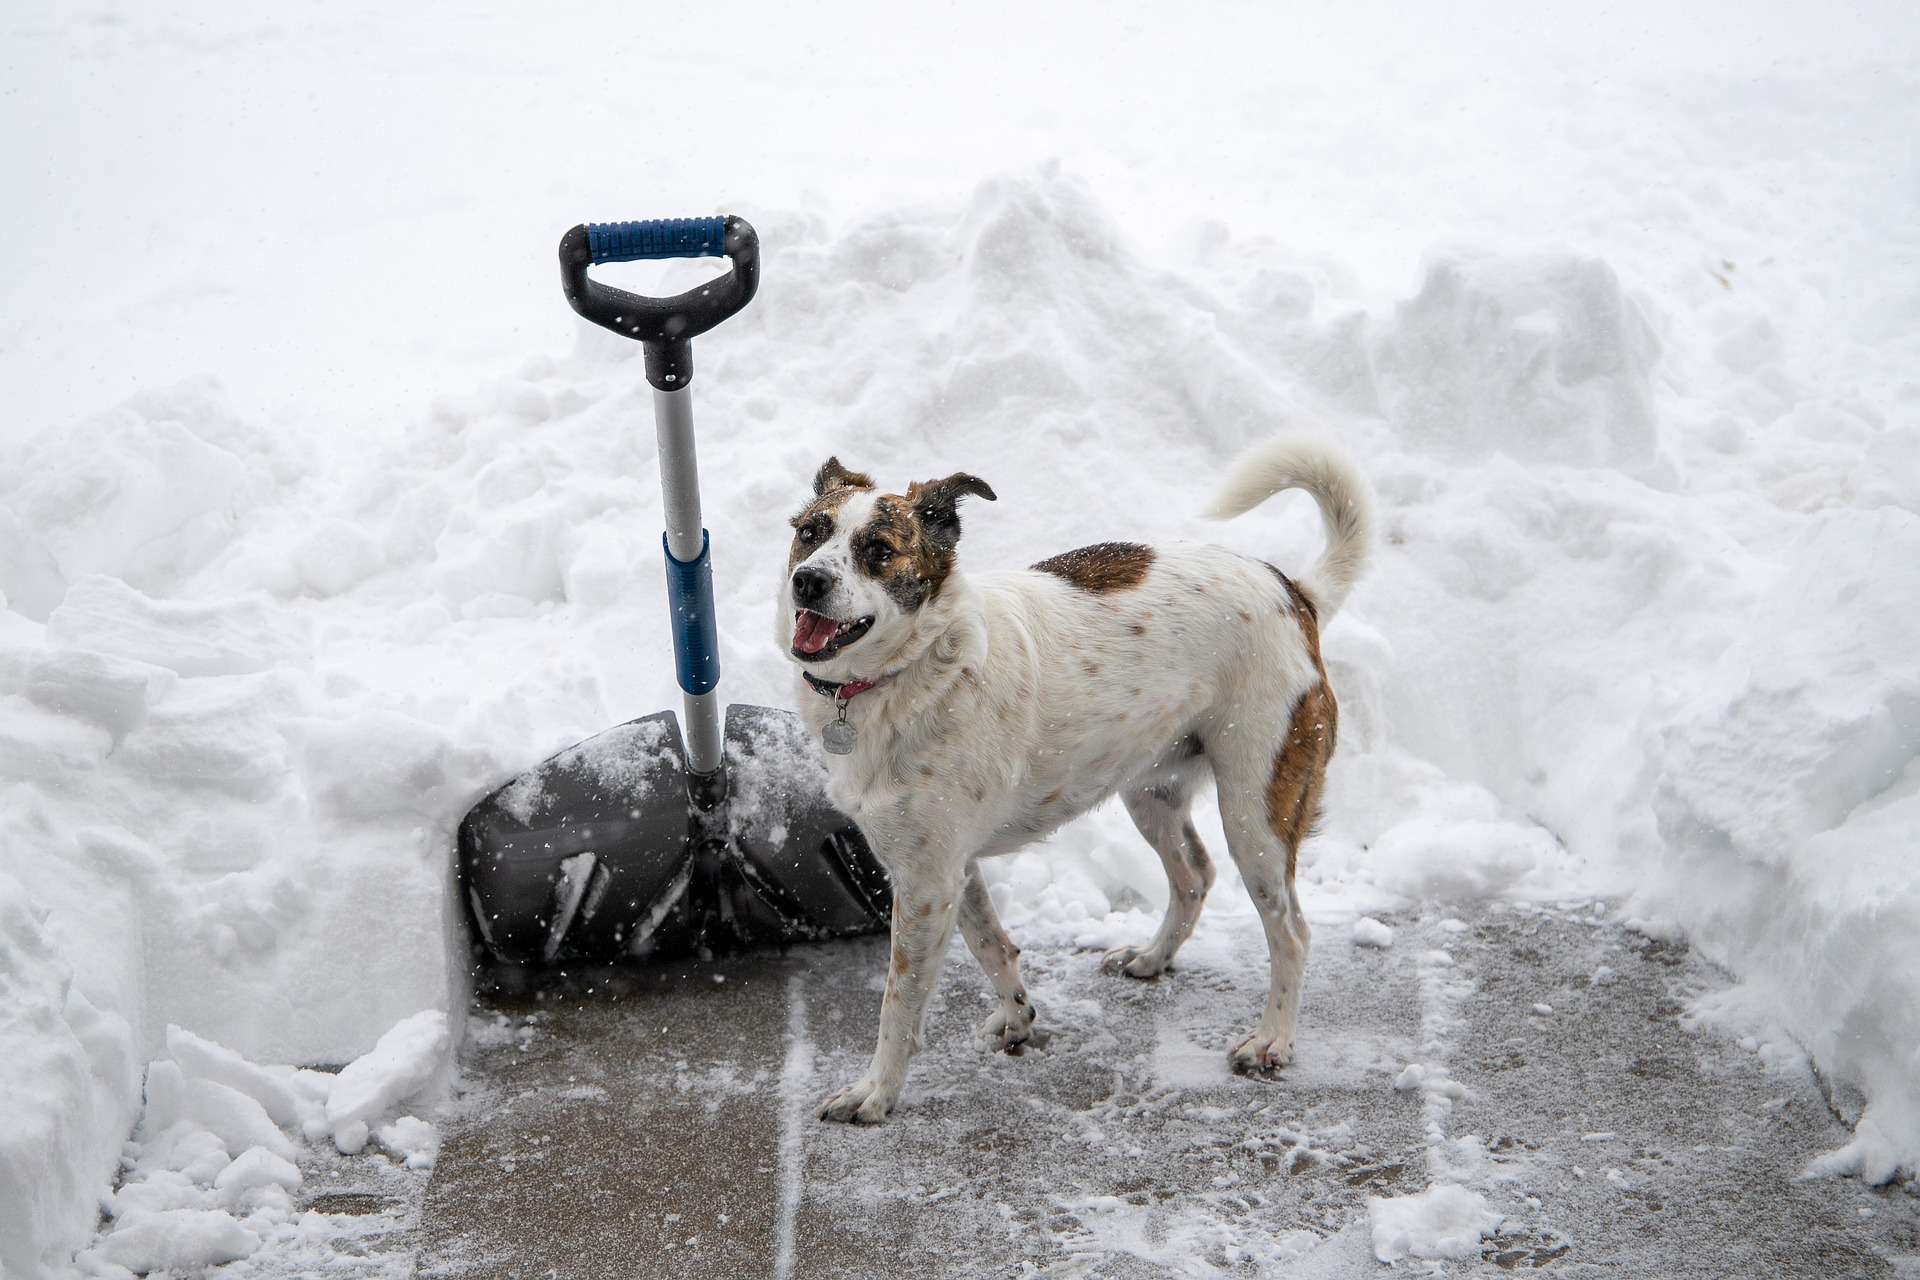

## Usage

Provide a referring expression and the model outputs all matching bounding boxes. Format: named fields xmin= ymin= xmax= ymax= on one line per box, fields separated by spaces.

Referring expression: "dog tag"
xmin=822 ymin=717 xmax=857 ymax=755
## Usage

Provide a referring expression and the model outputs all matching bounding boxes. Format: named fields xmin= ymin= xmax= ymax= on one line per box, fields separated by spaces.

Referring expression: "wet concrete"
xmin=414 ymin=904 xmax=1920 ymax=1278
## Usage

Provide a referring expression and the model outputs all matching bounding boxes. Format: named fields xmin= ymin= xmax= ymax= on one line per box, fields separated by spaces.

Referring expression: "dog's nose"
xmin=791 ymin=564 xmax=834 ymax=610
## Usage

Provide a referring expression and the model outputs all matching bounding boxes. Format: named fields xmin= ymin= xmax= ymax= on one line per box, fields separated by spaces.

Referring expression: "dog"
xmin=775 ymin=436 xmax=1372 ymax=1123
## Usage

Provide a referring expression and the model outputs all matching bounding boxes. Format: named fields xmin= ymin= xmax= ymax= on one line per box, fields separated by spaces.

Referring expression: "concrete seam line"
xmin=774 ymin=972 xmax=813 ymax=1280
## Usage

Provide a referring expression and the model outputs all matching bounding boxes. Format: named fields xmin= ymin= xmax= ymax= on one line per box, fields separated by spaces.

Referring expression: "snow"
xmin=213 ymin=1148 xmax=303 ymax=1201
xmin=165 ymin=1025 xmax=301 ymax=1128
xmin=71 ymin=1020 xmax=439 ymax=1277
xmin=374 ymin=1116 xmax=440 ymax=1172
xmin=1368 ymin=1183 xmax=1504 ymax=1263
xmin=0 ymin=872 xmax=137 ymax=1280
xmin=90 ymin=1209 xmax=262 ymax=1273
xmin=141 ymin=1062 xmax=300 ymax=1164
xmin=3 ymin=0 xmax=1919 ymax=1272
xmin=1352 ymin=917 xmax=1395 ymax=949
xmin=323 ymin=1011 xmax=450 ymax=1132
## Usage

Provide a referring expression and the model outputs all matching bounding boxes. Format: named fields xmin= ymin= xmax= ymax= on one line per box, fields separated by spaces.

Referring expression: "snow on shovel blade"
xmin=720 ymin=702 xmax=891 ymax=936
xmin=458 ymin=706 xmax=888 ymax=967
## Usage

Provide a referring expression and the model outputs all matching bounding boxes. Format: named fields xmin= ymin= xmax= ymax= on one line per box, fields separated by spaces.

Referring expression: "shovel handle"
xmin=559 ymin=215 xmax=760 ymax=390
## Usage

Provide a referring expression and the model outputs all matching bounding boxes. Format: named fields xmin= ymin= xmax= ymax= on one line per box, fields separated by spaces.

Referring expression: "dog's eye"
xmin=864 ymin=543 xmax=892 ymax=571
xmin=797 ymin=519 xmax=828 ymax=545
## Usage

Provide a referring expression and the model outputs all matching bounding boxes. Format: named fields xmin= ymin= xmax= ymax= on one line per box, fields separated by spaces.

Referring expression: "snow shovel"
xmin=457 ymin=216 xmax=890 ymax=972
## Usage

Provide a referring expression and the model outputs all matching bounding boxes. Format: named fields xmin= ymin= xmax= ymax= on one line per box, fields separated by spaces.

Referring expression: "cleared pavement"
xmin=404 ymin=904 xmax=1920 ymax=1277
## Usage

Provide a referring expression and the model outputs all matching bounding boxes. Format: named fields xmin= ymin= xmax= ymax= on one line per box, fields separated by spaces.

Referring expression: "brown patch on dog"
xmin=1266 ymin=681 xmax=1338 ymax=879
xmin=813 ymin=456 xmax=873 ymax=496
xmin=1033 ymin=542 xmax=1155 ymax=593
xmin=891 ymin=941 xmax=911 ymax=976
xmin=1263 ymin=561 xmax=1319 ymax=624
xmin=834 ymin=473 xmax=994 ymax=611
xmin=787 ymin=460 xmax=875 ymax=571
xmin=857 ymin=494 xmax=944 ymax=607
xmin=1130 ymin=622 xmax=1147 ymax=636
xmin=1082 ymin=659 xmax=1101 ymax=676
xmin=1041 ymin=786 xmax=1063 ymax=805
xmin=848 ymin=476 xmax=991 ymax=609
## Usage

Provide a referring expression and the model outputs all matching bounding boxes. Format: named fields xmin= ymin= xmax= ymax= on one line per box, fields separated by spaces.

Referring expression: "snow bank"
xmin=3 ymin=138 xmax=1917 ymax=1269
xmin=1649 ymin=509 xmax=1920 ymax=1185
xmin=0 ymin=873 xmax=138 ymax=1280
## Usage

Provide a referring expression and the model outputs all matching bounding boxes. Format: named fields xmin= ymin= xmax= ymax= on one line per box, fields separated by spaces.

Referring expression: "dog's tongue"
xmin=792 ymin=610 xmax=839 ymax=655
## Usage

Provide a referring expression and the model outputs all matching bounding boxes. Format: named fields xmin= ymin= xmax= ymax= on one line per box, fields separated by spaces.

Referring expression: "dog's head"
xmin=778 ymin=456 xmax=995 ymax=675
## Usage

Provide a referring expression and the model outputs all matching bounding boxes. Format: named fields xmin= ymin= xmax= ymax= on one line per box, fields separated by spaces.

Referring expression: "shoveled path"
xmin=409 ymin=904 xmax=1919 ymax=1278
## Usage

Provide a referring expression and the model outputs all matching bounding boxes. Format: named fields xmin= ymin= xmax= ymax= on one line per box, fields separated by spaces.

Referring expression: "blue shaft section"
xmin=663 ymin=531 xmax=720 ymax=696
xmin=587 ymin=218 xmax=728 ymax=263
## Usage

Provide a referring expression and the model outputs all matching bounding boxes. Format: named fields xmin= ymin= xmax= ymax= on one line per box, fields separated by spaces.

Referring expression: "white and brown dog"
xmin=776 ymin=436 xmax=1372 ymax=1123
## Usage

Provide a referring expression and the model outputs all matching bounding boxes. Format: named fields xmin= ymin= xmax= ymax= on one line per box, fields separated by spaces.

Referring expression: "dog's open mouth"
xmin=791 ymin=610 xmax=873 ymax=661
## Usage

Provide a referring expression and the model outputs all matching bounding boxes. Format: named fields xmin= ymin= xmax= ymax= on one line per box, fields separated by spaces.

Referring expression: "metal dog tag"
xmin=822 ymin=717 xmax=857 ymax=755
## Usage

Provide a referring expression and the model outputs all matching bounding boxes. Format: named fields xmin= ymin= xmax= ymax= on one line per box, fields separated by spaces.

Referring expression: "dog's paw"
xmin=976 ymin=1000 xmax=1038 ymax=1054
xmin=1101 ymin=944 xmax=1171 ymax=980
xmin=1228 ymin=1033 xmax=1295 ymax=1077
xmin=818 ymin=1075 xmax=898 ymax=1125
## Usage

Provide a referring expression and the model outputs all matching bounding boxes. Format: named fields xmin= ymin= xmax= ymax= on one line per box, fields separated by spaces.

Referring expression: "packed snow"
xmin=3 ymin=0 xmax=1918 ymax=1274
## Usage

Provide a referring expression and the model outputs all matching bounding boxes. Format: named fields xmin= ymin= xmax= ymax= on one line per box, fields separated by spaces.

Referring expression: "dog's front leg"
xmin=819 ymin=869 xmax=963 ymax=1124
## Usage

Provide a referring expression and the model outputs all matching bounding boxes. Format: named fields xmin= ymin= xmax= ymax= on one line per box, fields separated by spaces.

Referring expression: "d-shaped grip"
xmin=560 ymin=215 xmax=760 ymax=390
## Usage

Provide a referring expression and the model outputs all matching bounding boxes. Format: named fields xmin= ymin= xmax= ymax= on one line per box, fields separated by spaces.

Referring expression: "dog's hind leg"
xmin=958 ymin=864 xmax=1037 ymax=1052
xmin=1210 ymin=682 xmax=1335 ymax=1074
xmin=1102 ymin=778 xmax=1215 ymax=980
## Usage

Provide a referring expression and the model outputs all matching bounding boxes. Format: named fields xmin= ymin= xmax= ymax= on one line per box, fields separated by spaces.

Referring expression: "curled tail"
xmin=1204 ymin=434 xmax=1374 ymax=619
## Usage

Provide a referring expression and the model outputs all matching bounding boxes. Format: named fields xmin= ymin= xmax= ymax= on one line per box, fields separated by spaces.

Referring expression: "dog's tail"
xmin=1203 ymin=434 xmax=1374 ymax=620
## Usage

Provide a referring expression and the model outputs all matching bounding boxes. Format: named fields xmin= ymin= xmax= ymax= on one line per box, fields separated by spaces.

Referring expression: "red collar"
xmin=802 ymin=670 xmax=893 ymax=702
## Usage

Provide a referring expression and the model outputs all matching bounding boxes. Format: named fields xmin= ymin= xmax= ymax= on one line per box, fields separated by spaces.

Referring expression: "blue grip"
xmin=587 ymin=218 xmax=728 ymax=264
xmin=663 ymin=531 xmax=720 ymax=696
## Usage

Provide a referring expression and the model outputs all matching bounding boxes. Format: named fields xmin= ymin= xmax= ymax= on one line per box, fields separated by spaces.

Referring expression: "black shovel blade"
xmin=457 ymin=705 xmax=888 ymax=967
xmin=459 ymin=711 xmax=694 ymax=965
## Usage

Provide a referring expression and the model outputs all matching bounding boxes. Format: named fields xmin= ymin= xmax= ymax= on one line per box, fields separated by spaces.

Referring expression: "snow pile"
xmin=1367 ymin=1183 xmax=1504 ymax=1263
xmin=0 ymin=873 xmax=138 ymax=1280
xmin=72 ymin=1015 xmax=444 ymax=1276
xmin=1649 ymin=510 xmax=1920 ymax=1185
xmin=3 ymin=56 xmax=1918 ymax=1265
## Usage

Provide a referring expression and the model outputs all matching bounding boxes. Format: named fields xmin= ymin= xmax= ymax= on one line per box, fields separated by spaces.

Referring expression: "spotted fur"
xmin=787 ymin=459 xmax=875 ymax=573
xmin=781 ymin=464 xmax=998 ymax=668
xmin=780 ymin=434 xmax=1374 ymax=1122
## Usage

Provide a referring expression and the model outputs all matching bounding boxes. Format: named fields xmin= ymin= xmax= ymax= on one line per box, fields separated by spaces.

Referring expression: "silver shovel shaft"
xmin=652 ymin=383 xmax=723 ymax=776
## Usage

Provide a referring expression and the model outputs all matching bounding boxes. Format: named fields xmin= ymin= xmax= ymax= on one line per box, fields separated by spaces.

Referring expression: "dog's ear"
xmin=813 ymin=457 xmax=874 ymax=497
xmin=908 ymin=473 xmax=997 ymax=550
